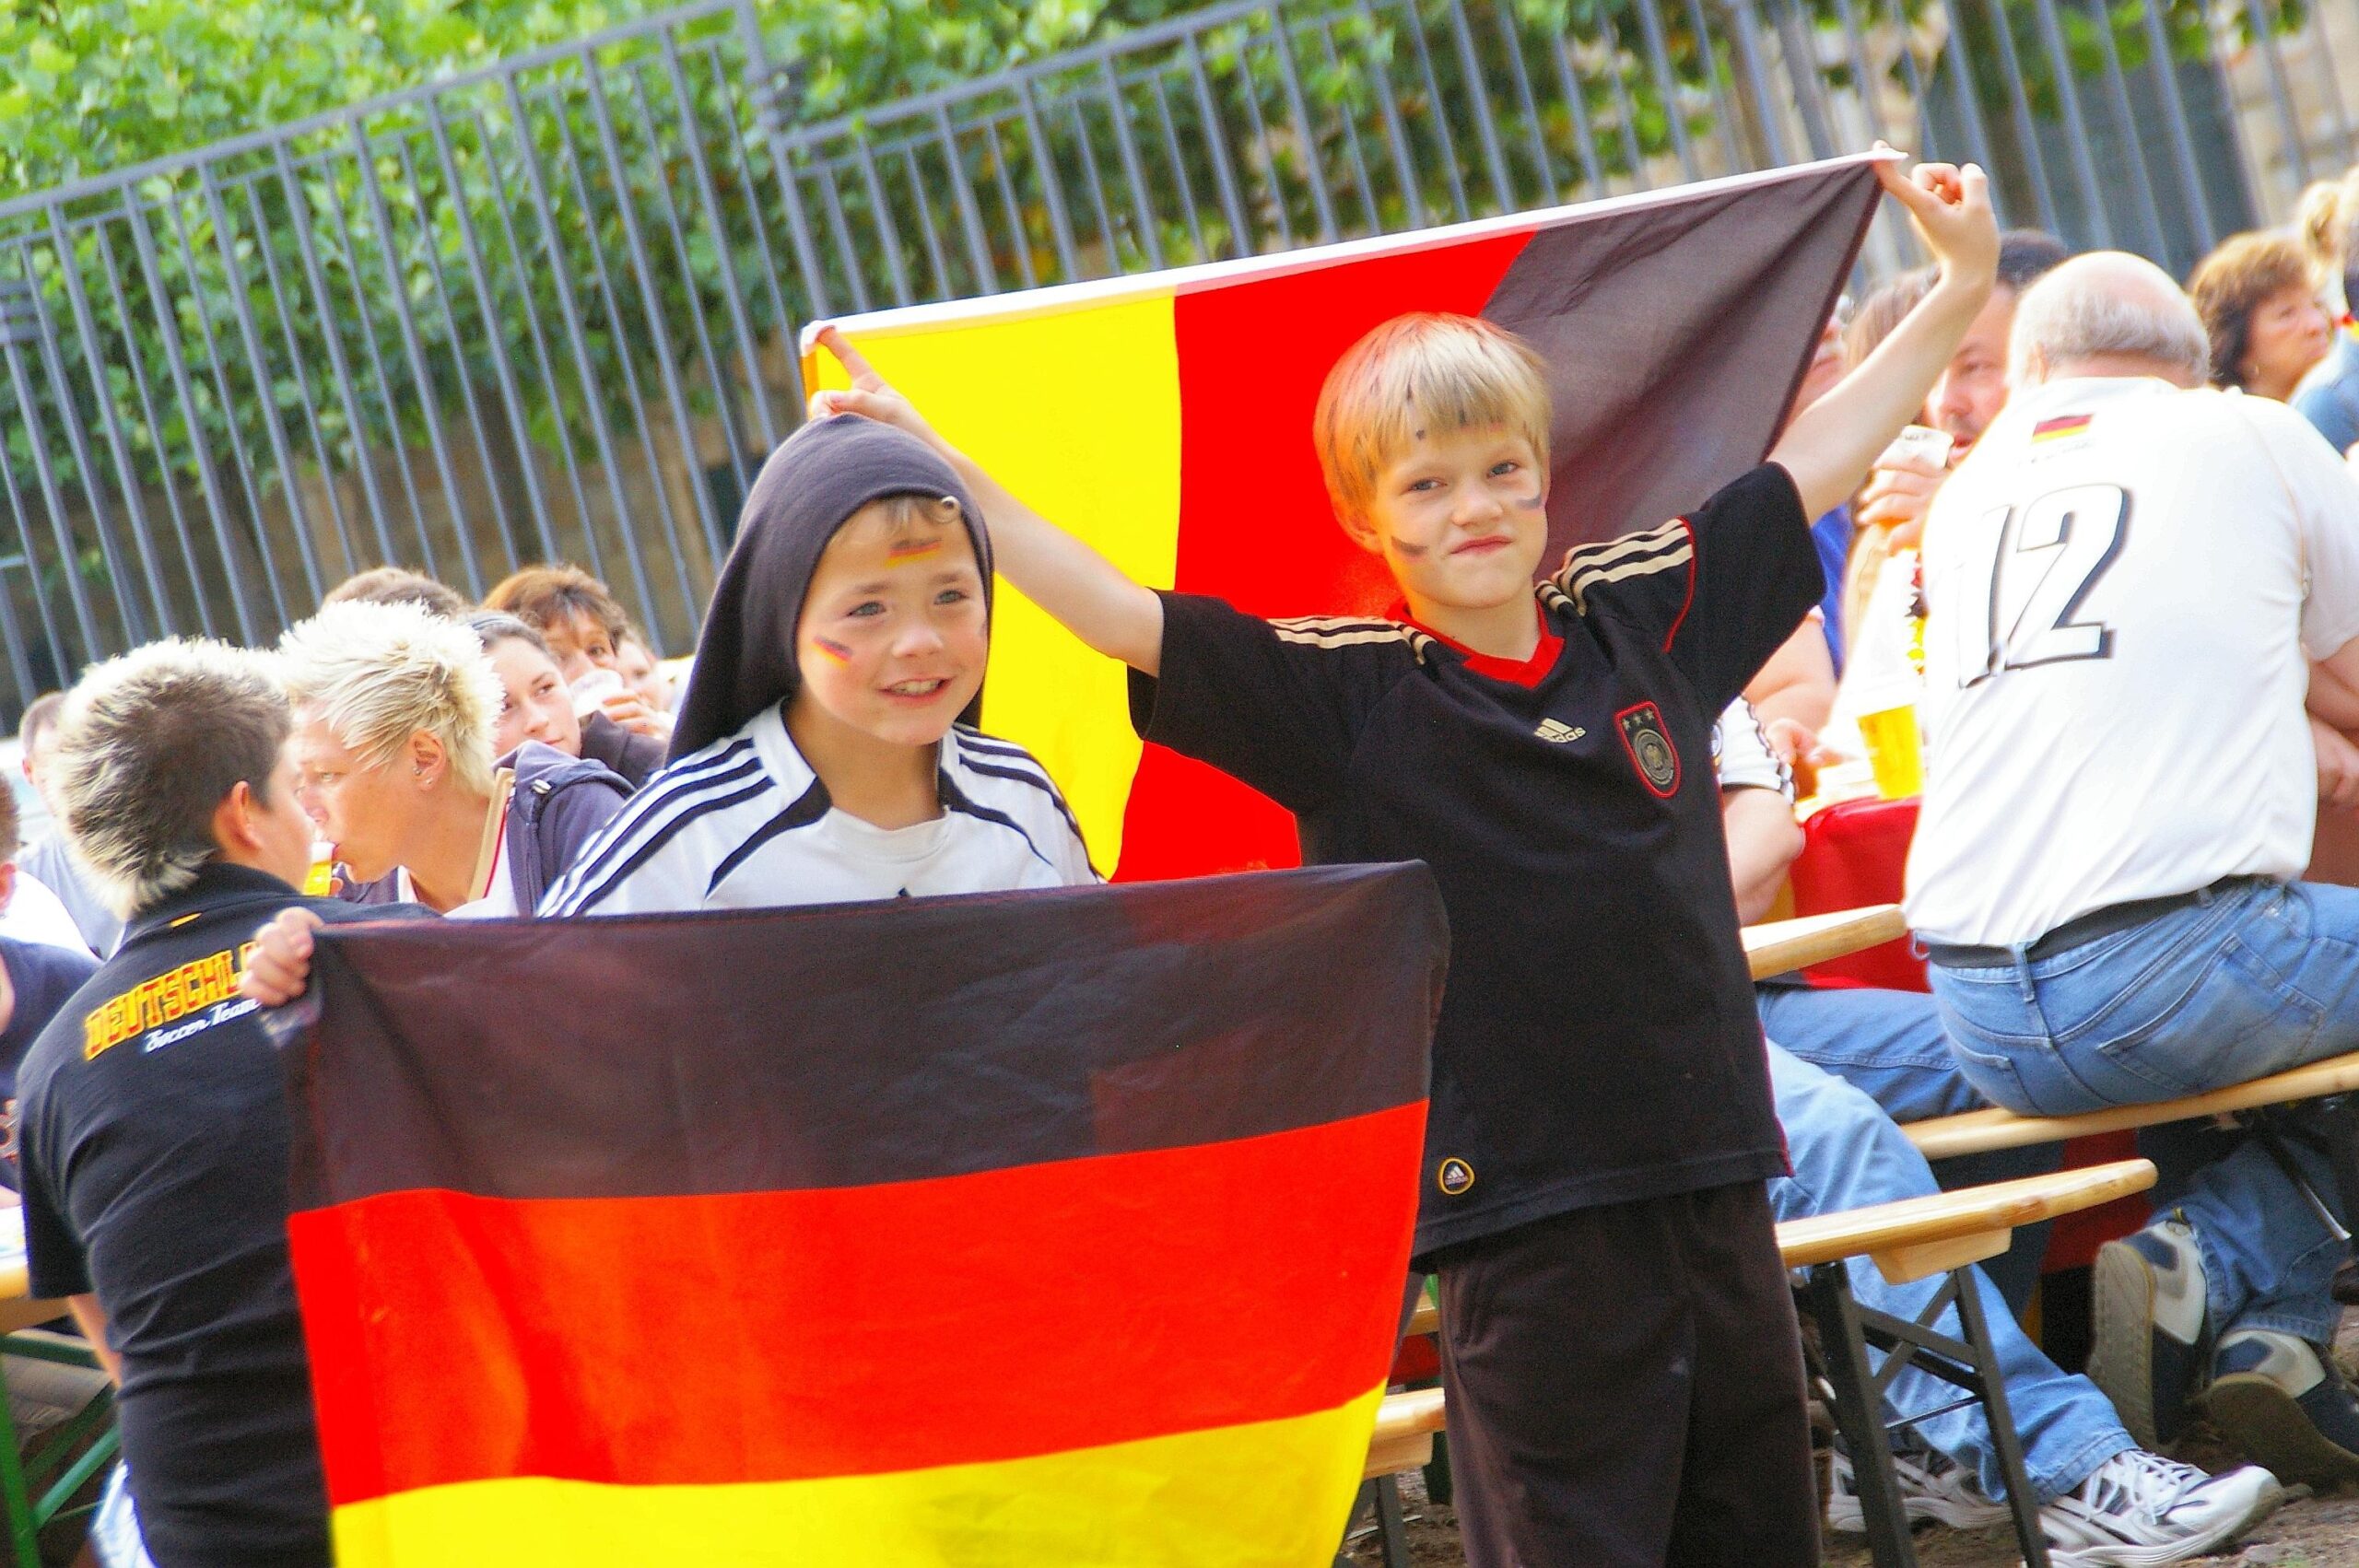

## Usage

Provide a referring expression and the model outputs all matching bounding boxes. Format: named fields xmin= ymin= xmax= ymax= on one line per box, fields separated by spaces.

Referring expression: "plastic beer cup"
xmin=1857 ymin=704 xmax=1922 ymax=800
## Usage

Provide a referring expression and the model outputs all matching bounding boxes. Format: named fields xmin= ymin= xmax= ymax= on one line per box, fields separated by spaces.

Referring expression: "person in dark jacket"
xmin=16 ymin=638 xmax=427 ymax=1567
xmin=277 ymin=600 xmax=628 ymax=917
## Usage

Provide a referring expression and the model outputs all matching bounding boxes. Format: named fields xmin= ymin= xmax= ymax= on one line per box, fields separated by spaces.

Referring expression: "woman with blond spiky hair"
xmin=276 ymin=600 xmax=629 ymax=918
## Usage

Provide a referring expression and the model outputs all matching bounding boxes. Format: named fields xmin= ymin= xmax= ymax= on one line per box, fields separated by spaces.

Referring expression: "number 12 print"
xmin=1952 ymin=483 xmax=2130 ymax=687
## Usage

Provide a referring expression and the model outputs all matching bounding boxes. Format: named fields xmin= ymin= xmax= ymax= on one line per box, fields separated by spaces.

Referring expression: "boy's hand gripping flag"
xmin=285 ymin=864 xmax=1446 ymax=1567
xmin=804 ymin=155 xmax=1889 ymax=880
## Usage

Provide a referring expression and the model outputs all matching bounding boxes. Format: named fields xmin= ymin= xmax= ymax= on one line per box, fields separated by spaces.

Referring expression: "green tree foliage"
xmin=0 ymin=0 xmax=1188 ymax=193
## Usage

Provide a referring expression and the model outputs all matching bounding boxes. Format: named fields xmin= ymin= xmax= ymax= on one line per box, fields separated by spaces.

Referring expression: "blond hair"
xmin=279 ymin=599 xmax=500 ymax=797
xmin=48 ymin=639 xmax=291 ymax=917
xmin=1313 ymin=313 xmax=1551 ymax=524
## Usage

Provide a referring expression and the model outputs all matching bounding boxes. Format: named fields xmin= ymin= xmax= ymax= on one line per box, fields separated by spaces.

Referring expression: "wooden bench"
xmin=1904 ymin=1049 xmax=2359 ymax=1160
xmin=1361 ymin=1158 xmax=2157 ymax=1568
xmin=1743 ymin=904 xmax=1909 ymax=983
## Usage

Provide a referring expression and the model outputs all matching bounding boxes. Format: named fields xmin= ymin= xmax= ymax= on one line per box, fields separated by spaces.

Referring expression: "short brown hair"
xmin=483 ymin=565 xmax=628 ymax=645
xmin=1312 ymin=313 xmax=1551 ymax=525
xmin=322 ymin=566 xmax=470 ymax=619
xmin=2189 ymin=232 xmax=2316 ymax=389
xmin=49 ymin=640 xmax=292 ymax=917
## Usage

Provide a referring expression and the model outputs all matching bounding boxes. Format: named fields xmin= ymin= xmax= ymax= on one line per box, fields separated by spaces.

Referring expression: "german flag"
xmin=285 ymin=864 xmax=1445 ymax=1566
xmin=2031 ymin=413 xmax=2095 ymax=442
xmin=805 ymin=155 xmax=1884 ymax=882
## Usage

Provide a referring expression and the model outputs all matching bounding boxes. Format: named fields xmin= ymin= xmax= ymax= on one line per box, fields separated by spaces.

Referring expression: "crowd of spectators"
xmin=3 ymin=151 xmax=2359 ymax=1568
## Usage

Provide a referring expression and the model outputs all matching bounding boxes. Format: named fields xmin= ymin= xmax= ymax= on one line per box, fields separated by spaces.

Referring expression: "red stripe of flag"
xmin=292 ymin=1103 xmax=1424 ymax=1506
xmin=1113 ymin=231 xmax=1534 ymax=882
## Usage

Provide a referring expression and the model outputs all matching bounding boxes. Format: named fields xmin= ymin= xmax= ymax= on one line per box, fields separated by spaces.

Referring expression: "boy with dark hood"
xmin=540 ymin=416 xmax=1096 ymax=915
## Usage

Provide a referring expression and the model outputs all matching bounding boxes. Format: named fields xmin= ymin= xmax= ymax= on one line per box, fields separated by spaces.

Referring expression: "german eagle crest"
xmin=1615 ymin=702 xmax=1680 ymax=798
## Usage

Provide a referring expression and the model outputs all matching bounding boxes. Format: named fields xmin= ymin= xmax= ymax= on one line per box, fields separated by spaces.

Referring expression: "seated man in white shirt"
xmin=1907 ymin=252 xmax=2359 ymax=1486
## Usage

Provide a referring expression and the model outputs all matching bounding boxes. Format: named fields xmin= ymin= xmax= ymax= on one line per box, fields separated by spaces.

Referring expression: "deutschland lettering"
xmin=82 ymin=942 xmax=258 ymax=1059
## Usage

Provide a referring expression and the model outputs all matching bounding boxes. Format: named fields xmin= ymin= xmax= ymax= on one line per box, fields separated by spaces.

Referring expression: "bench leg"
xmin=1373 ymin=1474 xmax=1410 ymax=1568
xmin=1952 ymin=1265 xmax=2050 ymax=1568
xmin=1801 ymin=1263 xmax=1920 ymax=1568
xmin=1802 ymin=1261 xmax=2056 ymax=1568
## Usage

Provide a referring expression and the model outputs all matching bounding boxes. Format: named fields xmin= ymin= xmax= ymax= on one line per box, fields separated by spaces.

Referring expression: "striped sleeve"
xmin=950 ymin=729 xmax=1101 ymax=884
xmin=1711 ymin=698 xmax=1792 ymax=800
xmin=538 ymin=738 xmax=774 ymax=917
xmin=1130 ymin=591 xmax=1422 ymax=815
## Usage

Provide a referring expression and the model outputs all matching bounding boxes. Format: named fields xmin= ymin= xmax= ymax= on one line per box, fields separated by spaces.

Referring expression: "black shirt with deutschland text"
xmin=17 ymin=862 xmax=423 ymax=1568
xmin=1131 ymin=462 xmax=1823 ymax=1258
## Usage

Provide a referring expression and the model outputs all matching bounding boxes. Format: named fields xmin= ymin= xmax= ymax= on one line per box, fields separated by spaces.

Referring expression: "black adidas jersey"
xmin=1132 ymin=462 xmax=1821 ymax=1257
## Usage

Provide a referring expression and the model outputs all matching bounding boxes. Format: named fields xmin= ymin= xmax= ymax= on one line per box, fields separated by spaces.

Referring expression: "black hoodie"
xmin=668 ymin=416 xmax=991 ymax=763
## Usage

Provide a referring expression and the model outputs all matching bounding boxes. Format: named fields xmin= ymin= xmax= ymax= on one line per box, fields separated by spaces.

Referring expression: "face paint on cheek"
xmin=811 ymin=636 xmax=854 ymax=665
xmin=1515 ymin=490 xmax=1545 ymax=511
xmin=1391 ymin=537 xmax=1430 ymax=559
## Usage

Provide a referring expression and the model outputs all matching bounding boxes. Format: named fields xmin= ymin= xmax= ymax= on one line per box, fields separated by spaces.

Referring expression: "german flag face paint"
xmin=793 ymin=514 xmax=988 ymax=750
xmin=285 ymin=865 xmax=1443 ymax=1568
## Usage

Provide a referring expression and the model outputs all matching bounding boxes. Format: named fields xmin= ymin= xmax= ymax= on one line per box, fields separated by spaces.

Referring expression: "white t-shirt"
xmin=1713 ymin=698 xmax=1791 ymax=797
xmin=1823 ymin=548 xmax=1922 ymax=761
xmin=540 ymin=703 xmax=1097 ymax=917
xmin=446 ymin=817 xmax=515 ymax=921
xmin=1 ymin=871 xmax=94 ymax=957
xmin=1905 ymin=377 xmax=2359 ymax=945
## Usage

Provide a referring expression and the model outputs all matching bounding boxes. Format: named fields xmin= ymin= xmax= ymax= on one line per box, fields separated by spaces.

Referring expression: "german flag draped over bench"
xmin=283 ymin=863 xmax=1446 ymax=1567
xmin=804 ymin=154 xmax=1884 ymax=883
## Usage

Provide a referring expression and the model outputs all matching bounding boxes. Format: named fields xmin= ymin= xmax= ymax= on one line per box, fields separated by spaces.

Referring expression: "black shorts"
xmin=1429 ymin=1180 xmax=1814 ymax=1568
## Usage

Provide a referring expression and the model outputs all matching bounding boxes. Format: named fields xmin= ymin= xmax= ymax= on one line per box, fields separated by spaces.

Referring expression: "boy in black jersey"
xmin=815 ymin=159 xmax=1996 ymax=1562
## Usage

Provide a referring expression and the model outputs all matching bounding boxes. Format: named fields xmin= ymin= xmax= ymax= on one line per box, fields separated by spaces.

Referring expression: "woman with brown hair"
xmin=2189 ymin=231 xmax=2333 ymax=402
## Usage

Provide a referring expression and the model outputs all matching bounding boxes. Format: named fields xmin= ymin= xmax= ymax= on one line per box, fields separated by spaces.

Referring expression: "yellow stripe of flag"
xmin=806 ymin=294 xmax=1182 ymax=872
xmin=330 ymin=1387 xmax=1383 ymax=1566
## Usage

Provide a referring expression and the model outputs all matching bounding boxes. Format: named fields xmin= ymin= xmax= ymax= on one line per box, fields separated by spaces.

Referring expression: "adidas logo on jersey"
xmin=1535 ymin=719 xmax=1586 ymax=743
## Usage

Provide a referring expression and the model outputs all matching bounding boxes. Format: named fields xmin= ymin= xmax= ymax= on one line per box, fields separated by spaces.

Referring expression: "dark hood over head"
xmin=668 ymin=415 xmax=991 ymax=762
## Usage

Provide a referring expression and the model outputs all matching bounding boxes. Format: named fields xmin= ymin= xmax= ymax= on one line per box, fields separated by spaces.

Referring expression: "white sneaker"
xmin=1825 ymin=1444 xmax=2009 ymax=1532
xmin=2038 ymin=1448 xmax=2283 ymax=1567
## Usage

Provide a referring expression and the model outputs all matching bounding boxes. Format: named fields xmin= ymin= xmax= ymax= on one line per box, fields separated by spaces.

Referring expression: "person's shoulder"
xmin=945 ymin=729 xmax=1080 ymax=820
xmin=539 ymin=725 xmax=792 ymax=915
xmin=1162 ymin=590 xmax=1432 ymax=667
xmin=1551 ymin=514 xmax=1696 ymax=614
xmin=0 ymin=932 xmax=97 ymax=984
xmin=16 ymin=969 xmax=101 ymax=1110
xmin=508 ymin=740 xmax=627 ymax=791
xmin=2214 ymin=390 xmax=2356 ymax=476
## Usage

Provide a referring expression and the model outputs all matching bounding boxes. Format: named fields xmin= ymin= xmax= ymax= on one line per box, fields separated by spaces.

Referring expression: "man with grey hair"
xmin=12 ymin=639 xmax=419 ymax=1568
xmin=1906 ymin=251 xmax=2359 ymax=1489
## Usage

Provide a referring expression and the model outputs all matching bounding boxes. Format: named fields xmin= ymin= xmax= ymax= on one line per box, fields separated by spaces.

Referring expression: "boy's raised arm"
xmin=810 ymin=328 xmax=1166 ymax=676
xmin=1769 ymin=155 xmax=1999 ymax=520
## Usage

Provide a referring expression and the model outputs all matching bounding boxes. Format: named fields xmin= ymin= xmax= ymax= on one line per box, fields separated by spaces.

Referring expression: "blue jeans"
xmin=1766 ymin=1043 xmax=2132 ymax=1502
xmin=1758 ymin=984 xmax=2062 ymax=1313
xmin=1928 ymin=878 xmax=2359 ymax=1346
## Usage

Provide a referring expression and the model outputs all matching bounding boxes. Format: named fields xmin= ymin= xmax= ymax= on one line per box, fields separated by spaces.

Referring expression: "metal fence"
xmin=1 ymin=0 xmax=2353 ymax=716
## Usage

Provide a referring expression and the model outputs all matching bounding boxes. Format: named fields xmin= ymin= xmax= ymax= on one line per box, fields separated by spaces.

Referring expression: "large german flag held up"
xmin=805 ymin=154 xmax=1884 ymax=883
xmin=284 ymin=863 xmax=1446 ymax=1567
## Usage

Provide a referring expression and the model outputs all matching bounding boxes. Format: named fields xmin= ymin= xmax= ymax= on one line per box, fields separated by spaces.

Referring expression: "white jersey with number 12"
xmin=1906 ymin=376 xmax=2359 ymax=946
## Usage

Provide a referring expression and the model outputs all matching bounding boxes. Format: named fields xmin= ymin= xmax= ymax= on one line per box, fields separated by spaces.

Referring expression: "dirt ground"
xmin=1341 ymin=1317 xmax=2359 ymax=1567
xmin=1340 ymin=1468 xmax=2359 ymax=1566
